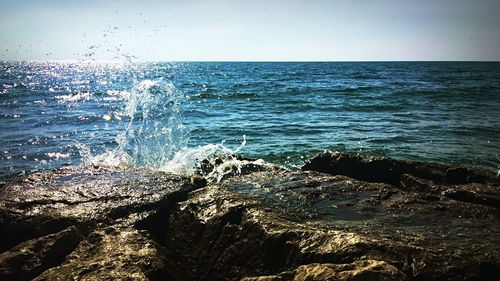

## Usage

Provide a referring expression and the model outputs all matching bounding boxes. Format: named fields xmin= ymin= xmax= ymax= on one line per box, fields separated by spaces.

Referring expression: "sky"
xmin=0 ymin=0 xmax=499 ymax=61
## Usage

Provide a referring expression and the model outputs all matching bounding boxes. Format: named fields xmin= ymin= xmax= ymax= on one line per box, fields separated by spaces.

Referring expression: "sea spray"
xmin=77 ymin=77 xmax=253 ymax=182
xmin=160 ymin=136 xmax=249 ymax=182
xmin=118 ymin=79 xmax=188 ymax=167
xmin=79 ymin=78 xmax=188 ymax=169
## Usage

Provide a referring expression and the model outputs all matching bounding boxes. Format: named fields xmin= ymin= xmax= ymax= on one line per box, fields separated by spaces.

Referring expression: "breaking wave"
xmin=78 ymin=78 xmax=251 ymax=182
xmin=79 ymin=78 xmax=187 ymax=167
xmin=160 ymin=136 xmax=248 ymax=182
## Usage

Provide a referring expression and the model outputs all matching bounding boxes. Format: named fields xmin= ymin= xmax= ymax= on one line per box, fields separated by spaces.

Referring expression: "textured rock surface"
xmin=162 ymin=169 xmax=499 ymax=280
xmin=0 ymin=153 xmax=499 ymax=280
xmin=302 ymin=152 xmax=499 ymax=186
xmin=242 ymin=260 xmax=408 ymax=281
xmin=0 ymin=166 xmax=199 ymax=281
xmin=0 ymin=227 xmax=81 ymax=281
xmin=35 ymin=225 xmax=171 ymax=280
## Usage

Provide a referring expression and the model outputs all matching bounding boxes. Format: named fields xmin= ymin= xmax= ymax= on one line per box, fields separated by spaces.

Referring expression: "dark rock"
xmin=442 ymin=189 xmax=500 ymax=208
xmin=0 ymin=154 xmax=499 ymax=280
xmin=400 ymin=174 xmax=433 ymax=192
xmin=0 ymin=208 xmax=79 ymax=253
xmin=0 ymin=227 xmax=82 ymax=281
xmin=35 ymin=225 xmax=172 ymax=280
xmin=191 ymin=176 xmax=208 ymax=189
xmin=242 ymin=260 xmax=409 ymax=281
xmin=302 ymin=152 xmax=499 ymax=186
xmin=161 ymin=170 xmax=500 ymax=280
xmin=444 ymin=167 xmax=487 ymax=184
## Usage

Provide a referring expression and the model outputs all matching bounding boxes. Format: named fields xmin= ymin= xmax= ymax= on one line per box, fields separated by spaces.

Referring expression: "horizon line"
xmin=1 ymin=59 xmax=500 ymax=63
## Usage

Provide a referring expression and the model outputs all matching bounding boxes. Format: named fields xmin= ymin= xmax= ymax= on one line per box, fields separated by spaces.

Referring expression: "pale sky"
xmin=1 ymin=0 xmax=499 ymax=61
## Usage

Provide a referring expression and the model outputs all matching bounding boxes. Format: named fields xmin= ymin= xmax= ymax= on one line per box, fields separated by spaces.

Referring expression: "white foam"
xmin=77 ymin=143 xmax=132 ymax=168
xmin=159 ymin=136 xmax=253 ymax=182
xmin=161 ymin=137 xmax=244 ymax=174
xmin=46 ymin=152 xmax=71 ymax=160
xmin=55 ymin=92 xmax=92 ymax=102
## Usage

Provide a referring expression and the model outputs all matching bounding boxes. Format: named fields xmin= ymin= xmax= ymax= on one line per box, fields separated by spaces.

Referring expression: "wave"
xmin=79 ymin=137 xmax=252 ymax=183
xmin=159 ymin=136 xmax=251 ymax=182
xmin=77 ymin=78 xmax=252 ymax=182
xmin=78 ymin=78 xmax=188 ymax=168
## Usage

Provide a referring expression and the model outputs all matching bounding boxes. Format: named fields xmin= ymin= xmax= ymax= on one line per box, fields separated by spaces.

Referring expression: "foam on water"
xmin=160 ymin=136 xmax=248 ymax=182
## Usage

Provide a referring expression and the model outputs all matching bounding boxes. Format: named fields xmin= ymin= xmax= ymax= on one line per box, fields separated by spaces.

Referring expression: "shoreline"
xmin=2 ymin=149 xmax=498 ymax=184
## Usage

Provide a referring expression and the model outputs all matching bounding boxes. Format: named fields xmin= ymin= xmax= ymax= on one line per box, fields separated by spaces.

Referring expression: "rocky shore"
xmin=1 ymin=152 xmax=499 ymax=280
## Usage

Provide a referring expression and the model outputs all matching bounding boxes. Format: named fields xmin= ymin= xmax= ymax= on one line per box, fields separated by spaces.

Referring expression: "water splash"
xmin=160 ymin=136 xmax=248 ymax=182
xmin=79 ymin=78 xmax=188 ymax=169
xmin=77 ymin=76 xmax=254 ymax=182
xmin=118 ymin=79 xmax=188 ymax=167
xmin=77 ymin=143 xmax=132 ymax=168
xmin=77 ymin=77 xmax=254 ymax=182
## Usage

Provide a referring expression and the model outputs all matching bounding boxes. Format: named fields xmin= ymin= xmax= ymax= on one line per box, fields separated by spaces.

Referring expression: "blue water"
xmin=1 ymin=61 xmax=499 ymax=178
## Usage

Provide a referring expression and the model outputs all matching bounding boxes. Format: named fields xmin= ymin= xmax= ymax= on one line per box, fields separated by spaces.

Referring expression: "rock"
xmin=161 ymin=170 xmax=500 ymax=280
xmin=0 ymin=166 xmax=199 ymax=280
xmin=441 ymin=188 xmax=500 ymax=208
xmin=0 ymin=227 xmax=82 ymax=281
xmin=35 ymin=226 xmax=171 ymax=280
xmin=0 ymin=208 xmax=78 ymax=254
xmin=444 ymin=167 xmax=487 ymax=184
xmin=0 ymin=166 xmax=197 ymax=223
xmin=302 ymin=152 xmax=499 ymax=186
xmin=242 ymin=260 xmax=408 ymax=281
xmin=191 ymin=176 xmax=208 ymax=189
xmin=400 ymin=173 xmax=433 ymax=192
xmin=301 ymin=152 xmax=500 ymax=209
xmin=0 ymin=154 xmax=499 ymax=280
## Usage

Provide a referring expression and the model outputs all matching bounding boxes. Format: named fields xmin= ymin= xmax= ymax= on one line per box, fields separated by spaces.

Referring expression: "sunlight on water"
xmin=1 ymin=61 xmax=499 ymax=178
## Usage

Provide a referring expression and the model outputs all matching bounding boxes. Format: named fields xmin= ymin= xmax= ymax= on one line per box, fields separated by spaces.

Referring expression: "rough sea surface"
xmin=1 ymin=61 xmax=499 ymax=178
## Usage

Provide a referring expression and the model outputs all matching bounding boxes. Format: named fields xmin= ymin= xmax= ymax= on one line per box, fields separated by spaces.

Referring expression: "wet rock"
xmin=302 ymin=152 xmax=499 ymax=186
xmin=0 ymin=227 xmax=81 ymax=281
xmin=242 ymin=260 xmax=408 ymax=281
xmin=162 ymin=170 xmax=500 ymax=280
xmin=35 ymin=226 xmax=171 ymax=280
xmin=0 ymin=166 xmax=198 ymax=280
xmin=0 ymin=166 xmax=196 ymax=223
xmin=0 ymin=154 xmax=499 ymax=280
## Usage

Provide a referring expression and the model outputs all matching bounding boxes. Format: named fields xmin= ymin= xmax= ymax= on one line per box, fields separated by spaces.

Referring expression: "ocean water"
xmin=1 ymin=61 xmax=499 ymax=179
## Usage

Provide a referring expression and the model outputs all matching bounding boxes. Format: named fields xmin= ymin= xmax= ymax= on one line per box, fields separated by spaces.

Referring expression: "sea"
xmin=1 ymin=61 xmax=499 ymax=179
